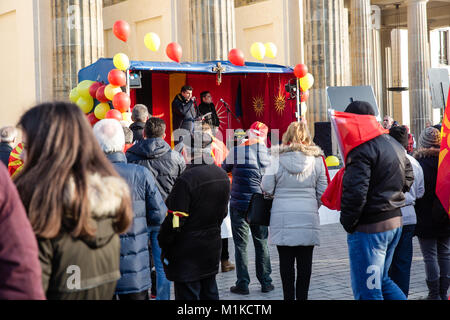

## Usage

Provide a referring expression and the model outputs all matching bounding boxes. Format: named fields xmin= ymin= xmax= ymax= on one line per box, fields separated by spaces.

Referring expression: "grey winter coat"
xmin=261 ymin=144 xmax=328 ymax=247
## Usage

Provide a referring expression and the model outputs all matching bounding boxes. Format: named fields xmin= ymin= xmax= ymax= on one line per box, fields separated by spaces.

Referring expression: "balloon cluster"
xmin=71 ymin=20 xmax=135 ymax=125
xmin=293 ymin=63 xmax=314 ymax=116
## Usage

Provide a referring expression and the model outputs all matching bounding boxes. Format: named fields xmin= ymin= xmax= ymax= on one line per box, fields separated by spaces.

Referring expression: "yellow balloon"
xmin=113 ymin=53 xmax=130 ymax=71
xmin=122 ymin=112 xmax=132 ymax=123
xmin=144 ymin=32 xmax=161 ymax=52
xmin=299 ymin=73 xmax=314 ymax=91
xmin=77 ymin=80 xmax=94 ymax=98
xmin=325 ymin=156 xmax=340 ymax=167
xmin=76 ymin=96 xmax=94 ymax=114
xmin=70 ymin=87 xmax=80 ymax=103
xmin=94 ymin=103 xmax=111 ymax=120
xmin=264 ymin=42 xmax=277 ymax=59
xmin=250 ymin=42 xmax=265 ymax=61
xmin=104 ymin=84 xmax=122 ymax=101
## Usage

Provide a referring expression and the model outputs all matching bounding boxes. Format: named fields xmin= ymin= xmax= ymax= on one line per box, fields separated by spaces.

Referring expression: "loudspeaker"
xmin=313 ymin=122 xmax=332 ymax=157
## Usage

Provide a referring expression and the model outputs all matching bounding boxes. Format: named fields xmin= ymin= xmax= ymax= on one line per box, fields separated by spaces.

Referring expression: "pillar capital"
xmin=405 ymin=0 xmax=428 ymax=4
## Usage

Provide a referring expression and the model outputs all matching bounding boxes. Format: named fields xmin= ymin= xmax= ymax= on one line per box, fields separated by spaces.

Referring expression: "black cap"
xmin=344 ymin=101 xmax=375 ymax=116
xmin=389 ymin=125 xmax=408 ymax=149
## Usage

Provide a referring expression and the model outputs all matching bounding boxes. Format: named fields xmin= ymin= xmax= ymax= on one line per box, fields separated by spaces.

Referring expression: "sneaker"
xmin=221 ymin=260 xmax=236 ymax=273
xmin=230 ymin=286 xmax=249 ymax=295
xmin=261 ymin=284 xmax=275 ymax=293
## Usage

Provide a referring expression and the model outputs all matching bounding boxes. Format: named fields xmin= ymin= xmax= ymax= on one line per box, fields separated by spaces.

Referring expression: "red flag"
xmin=321 ymin=111 xmax=388 ymax=210
xmin=436 ymin=87 xmax=450 ymax=216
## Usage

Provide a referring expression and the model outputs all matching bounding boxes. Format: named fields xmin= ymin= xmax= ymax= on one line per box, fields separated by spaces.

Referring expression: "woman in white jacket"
xmin=261 ymin=121 xmax=328 ymax=300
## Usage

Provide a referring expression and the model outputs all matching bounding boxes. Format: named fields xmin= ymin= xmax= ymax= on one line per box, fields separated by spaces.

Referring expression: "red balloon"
xmin=113 ymin=92 xmax=131 ymax=113
xmin=301 ymin=90 xmax=310 ymax=102
xmin=228 ymin=49 xmax=245 ymax=66
xmin=89 ymin=82 xmax=102 ymax=98
xmin=294 ymin=64 xmax=308 ymax=78
xmin=105 ymin=109 xmax=123 ymax=121
xmin=87 ymin=113 xmax=99 ymax=126
xmin=113 ymin=20 xmax=130 ymax=42
xmin=96 ymin=85 xmax=109 ymax=103
xmin=108 ymin=69 xmax=127 ymax=87
xmin=166 ymin=42 xmax=182 ymax=63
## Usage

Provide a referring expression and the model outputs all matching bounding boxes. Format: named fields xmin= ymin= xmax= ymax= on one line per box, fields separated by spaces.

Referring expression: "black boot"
xmin=424 ymin=280 xmax=441 ymax=300
xmin=440 ymin=277 xmax=450 ymax=301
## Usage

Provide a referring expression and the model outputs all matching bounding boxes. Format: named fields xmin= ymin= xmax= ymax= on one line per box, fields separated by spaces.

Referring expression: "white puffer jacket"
xmin=261 ymin=144 xmax=328 ymax=247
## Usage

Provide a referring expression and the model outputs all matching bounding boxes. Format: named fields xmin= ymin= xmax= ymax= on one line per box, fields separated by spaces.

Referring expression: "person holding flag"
xmin=325 ymin=101 xmax=414 ymax=300
xmin=414 ymin=127 xmax=450 ymax=300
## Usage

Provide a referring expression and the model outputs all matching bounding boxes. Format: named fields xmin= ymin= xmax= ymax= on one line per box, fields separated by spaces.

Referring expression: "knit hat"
xmin=249 ymin=121 xmax=269 ymax=138
xmin=419 ymin=127 xmax=441 ymax=149
xmin=389 ymin=125 xmax=408 ymax=149
xmin=344 ymin=101 xmax=375 ymax=116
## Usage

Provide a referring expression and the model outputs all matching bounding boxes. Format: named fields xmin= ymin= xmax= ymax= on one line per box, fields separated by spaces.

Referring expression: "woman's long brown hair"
xmin=14 ymin=102 xmax=132 ymax=239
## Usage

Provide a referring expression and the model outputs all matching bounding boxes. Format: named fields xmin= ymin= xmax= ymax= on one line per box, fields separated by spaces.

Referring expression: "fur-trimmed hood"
xmin=63 ymin=173 xmax=130 ymax=248
xmin=414 ymin=147 xmax=440 ymax=160
xmin=271 ymin=143 xmax=324 ymax=174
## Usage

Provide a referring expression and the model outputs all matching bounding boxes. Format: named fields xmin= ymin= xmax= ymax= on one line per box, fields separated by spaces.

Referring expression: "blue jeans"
xmin=230 ymin=207 xmax=272 ymax=290
xmin=148 ymin=226 xmax=171 ymax=300
xmin=347 ymin=227 xmax=406 ymax=300
xmin=389 ymin=224 xmax=416 ymax=297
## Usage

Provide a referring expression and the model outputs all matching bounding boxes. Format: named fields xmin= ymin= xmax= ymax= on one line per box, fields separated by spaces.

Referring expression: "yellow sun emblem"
xmin=252 ymin=96 xmax=265 ymax=117
xmin=274 ymin=92 xmax=286 ymax=115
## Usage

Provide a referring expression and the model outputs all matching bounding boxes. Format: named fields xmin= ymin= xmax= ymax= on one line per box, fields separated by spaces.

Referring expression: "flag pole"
xmin=296 ymin=78 xmax=301 ymax=122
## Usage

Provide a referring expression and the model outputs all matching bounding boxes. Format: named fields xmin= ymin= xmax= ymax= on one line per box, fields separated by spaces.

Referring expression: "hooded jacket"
xmin=222 ymin=139 xmax=270 ymax=212
xmin=38 ymin=173 xmax=130 ymax=300
xmin=126 ymin=137 xmax=186 ymax=201
xmin=340 ymin=134 xmax=414 ymax=233
xmin=106 ymin=152 xmax=167 ymax=295
xmin=414 ymin=148 xmax=450 ymax=238
xmin=0 ymin=163 xmax=45 ymax=300
xmin=0 ymin=142 xmax=12 ymax=167
xmin=261 ymin=144 xmax=328 ymax=246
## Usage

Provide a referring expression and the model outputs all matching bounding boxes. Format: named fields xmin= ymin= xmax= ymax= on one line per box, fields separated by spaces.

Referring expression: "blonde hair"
xmin=282 ymin=121 xmax=312 ymax=146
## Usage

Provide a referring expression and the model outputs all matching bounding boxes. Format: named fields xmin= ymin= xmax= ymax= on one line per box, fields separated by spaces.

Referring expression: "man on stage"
xmin=172 ymin=85 xmax=198 ymax=134
xmin=198 ymin=91 xmax=220 ymax=133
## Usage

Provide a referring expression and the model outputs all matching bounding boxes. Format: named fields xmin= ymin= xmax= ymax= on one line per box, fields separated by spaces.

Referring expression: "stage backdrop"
xmin=132 ymin=72 xmax=296 ymax=147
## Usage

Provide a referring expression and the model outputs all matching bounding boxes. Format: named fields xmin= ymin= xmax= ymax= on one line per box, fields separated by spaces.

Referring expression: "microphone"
xmin=220 ymin=98 xmax=228 ymax=105
xmin=191 ymin=96 xmax=197 ymax=102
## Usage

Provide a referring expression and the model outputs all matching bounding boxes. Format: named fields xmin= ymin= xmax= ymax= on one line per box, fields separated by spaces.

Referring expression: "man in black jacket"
xmin=340 ymin=101 xmax=414 ymax=300
xmin=126 ymin=117 xmax=186 ymax=300
xmin=172 ymin=85 xmax=198 ymax=134
xmin=198 ymin=91 xmax=220 ymax=132
xmin=130 ymin=104 xmax=150 ymax=143
xmin=158 ymin=131 xmax=231 ymax=300
xmin=0 ymin=126 xmax=17 ymax=166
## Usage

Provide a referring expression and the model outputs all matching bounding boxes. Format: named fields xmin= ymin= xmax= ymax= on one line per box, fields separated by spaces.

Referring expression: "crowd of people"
xmin=0 ymin=90 xmax=449 ymax=301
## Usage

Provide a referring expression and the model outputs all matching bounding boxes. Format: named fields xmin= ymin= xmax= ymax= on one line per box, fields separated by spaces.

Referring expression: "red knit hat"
xmin=249 ymin=121 xmax=268 ymax=138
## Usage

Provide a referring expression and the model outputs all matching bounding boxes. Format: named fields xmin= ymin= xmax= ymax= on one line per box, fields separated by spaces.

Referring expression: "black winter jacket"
xmin=340 ymin=134 xmax=414 ymax=233
xmin=126 ymin=137 xmax=186 ymax=201
xmin=0 ymin=142 xmax=12 ymax=167
xmin=158 ymin=160 xmax=230 ymax=283
xmin=198 ymin=102 xmax=220 ymax=128
xmin=414 ymin=148 xmax=450 ymax=238
xmin=129 ymin=122 xmax=146 ymax=143
xmin=172 ymin=94 xmax=198 ymax=132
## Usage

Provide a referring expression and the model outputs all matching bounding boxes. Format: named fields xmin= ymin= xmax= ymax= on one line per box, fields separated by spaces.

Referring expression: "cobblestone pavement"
xmin=215 ymin=223 xmax=429 ymax=300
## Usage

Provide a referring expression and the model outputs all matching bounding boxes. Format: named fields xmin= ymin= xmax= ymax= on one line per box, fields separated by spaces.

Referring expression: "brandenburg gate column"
xmin=189 ymin=0 xmax=235 ymax=61
xmin=52 ymin=0 xmax=104 ymax=100
xmin=407 ymin=0 xmax=432 ymax=138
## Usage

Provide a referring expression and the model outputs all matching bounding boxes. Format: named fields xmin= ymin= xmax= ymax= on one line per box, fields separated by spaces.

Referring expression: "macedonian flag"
xmin=8 ymin=142 xmax=24 ymax=178
xmin=436 ymin=87 xmax=450 ymax=216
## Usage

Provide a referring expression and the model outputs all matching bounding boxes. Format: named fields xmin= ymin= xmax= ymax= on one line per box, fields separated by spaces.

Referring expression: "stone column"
xmin=189 ymin=0 xmax=235 ymax=61
xmin=407 ymin=0 xmax=431 ymax=138
xmin=350 ymin=0 xmax=373 ymax=86
xmin=52 ymin=0 xmax=104 ymax=100
xmin=303 ymin=0 xmax=346 ymax=126
xmin=380 ymin=27 xmax=393 ymax=117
